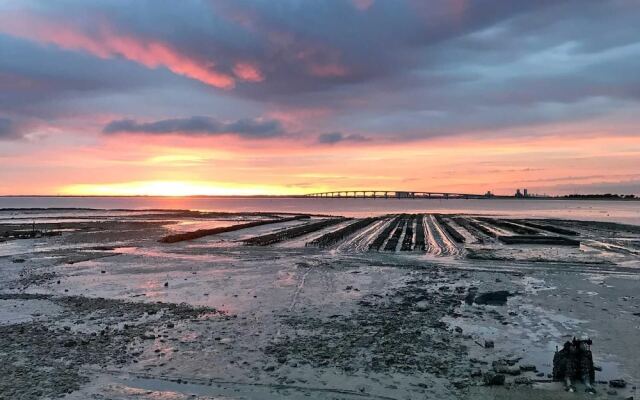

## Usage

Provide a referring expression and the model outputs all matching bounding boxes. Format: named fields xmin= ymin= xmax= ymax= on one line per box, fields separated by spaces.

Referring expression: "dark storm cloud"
xmin=1 ymin=0 xmax=640 ymax=141
xmin=0 ymin=35 xmax=185 ymax=118
xmin=317 ymin=132 xmax=370 ymax=144
xmin=103 ymin=116 xmax=284 ymax=138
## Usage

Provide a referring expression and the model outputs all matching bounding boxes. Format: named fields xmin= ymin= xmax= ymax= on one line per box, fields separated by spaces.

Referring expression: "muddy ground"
xmin=0 ymin=209 xmax=638 ymax=400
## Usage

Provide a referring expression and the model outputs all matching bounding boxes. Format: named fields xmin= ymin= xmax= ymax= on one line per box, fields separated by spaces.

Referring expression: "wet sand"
xmin=0 ymin=209 xmax=638 ymax=399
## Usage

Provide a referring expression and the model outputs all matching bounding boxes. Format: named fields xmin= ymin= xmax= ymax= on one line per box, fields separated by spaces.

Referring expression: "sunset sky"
xmin=0 ymin=0 xmax=639 ymax=196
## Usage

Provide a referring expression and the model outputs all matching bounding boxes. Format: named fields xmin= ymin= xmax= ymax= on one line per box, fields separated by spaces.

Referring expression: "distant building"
xmin=523 ymin=188 xmax=528 ymax=197
xmin=515 ymin=188 xmax=523 ymax=198
xmin=395 ymin=191 xmax=412 ymax=198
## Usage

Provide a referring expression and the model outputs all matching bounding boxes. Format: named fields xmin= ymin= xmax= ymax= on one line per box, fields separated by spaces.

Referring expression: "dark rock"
xmin=474 ymin=291 xmax=514 ymax=306
xmin=483 ymin=372 xmax=505 ymax=386
xmin=519 ymin=364 xmax=537 ymax=372
xmin=610 ymin=379 xmax=627 ymax=388
xmin=484 ymin=340 xmax=495 ymax=348
xmin=464 ymin=288 xmax=478 ymax=305
xmin=493 ymin=360 xmax=520 ymax=375
xmin=164 ymin=282 xmax=169 ymax=287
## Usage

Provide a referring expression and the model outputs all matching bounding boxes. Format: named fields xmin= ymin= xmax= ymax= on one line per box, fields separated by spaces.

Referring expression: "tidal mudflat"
xmin=1 ymin=209 xmax=639 ymax=399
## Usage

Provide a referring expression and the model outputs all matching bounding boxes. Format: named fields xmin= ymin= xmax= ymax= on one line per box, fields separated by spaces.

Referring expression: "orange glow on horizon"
xmin=60 ymin=180 xmax=312 ymax=197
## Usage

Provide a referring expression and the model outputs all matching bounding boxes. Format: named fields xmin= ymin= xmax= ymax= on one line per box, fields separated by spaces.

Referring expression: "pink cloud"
xmin=233 ymin=62 xmax=264 ymax=82
xmin=0 ymin=13 xmax=236 ymax=89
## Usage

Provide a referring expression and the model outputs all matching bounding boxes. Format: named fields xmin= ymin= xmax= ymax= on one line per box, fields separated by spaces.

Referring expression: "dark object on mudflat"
xmin=383 ymin=216 xmax=408 ymax=251
xmin=553 ymin=337 xmax=595 ymax=384
xmin=484 ymin=340 xmax=495 ymax=349
xmin=307 ymin=217 xmax=378 ymax=248
xmin=483 ymin=372 xmax=505 ymax=386
xmin=462 ymin=217 xmax=499 ymax=238
xmin=520 ymin=364 xmax=537 ymax=372
xmin=610 ymin=379 xmax=627 ymax=388
xmin=498 ymin=235 xmax=580 ymax=246
xmin=1 ymin=229 xmax=62 ymax=240
xmin=369 ymin=215 xmax=402 ymax=251
xmin=243 ymin=217 xmax=347 ymax=246
xmin=464 ymin=287 xmax=478 ymax=305
xmin=474 ymin=290 xmax=513 ymax=306
xmin=414 ymin=214 xmax=426 ymax=250
xmin=434 ymin=214 xmax=465 ymax=243
xmin=517 ymin=220 xmax=579 ymax=236
xmin=479 ymin=217 xmax=539 ymax=235
xmin=159 ymin=215 xmax=309 ymax=243
xmin=400 ymin=215 xmax=416 ymax=251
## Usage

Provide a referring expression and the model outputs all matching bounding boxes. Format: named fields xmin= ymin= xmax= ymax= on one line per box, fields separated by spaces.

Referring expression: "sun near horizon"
xmin=0 ymin=0 xmax=638 ymax=197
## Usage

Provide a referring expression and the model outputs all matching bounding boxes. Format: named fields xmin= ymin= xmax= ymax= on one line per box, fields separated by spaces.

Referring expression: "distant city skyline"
xmin=0 ymin=1 xmax=639 ymax=196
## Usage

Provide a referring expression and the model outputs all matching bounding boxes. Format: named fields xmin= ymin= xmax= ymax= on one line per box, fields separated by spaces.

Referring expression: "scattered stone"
xmin=0 ymin=294 xmax=217 ymax=400
xmin=610 ymin=379 xmax=627 ymax=388
xmin=493 ymin=360 xmax=520 ymax=375
xmin=464 ymin=288 xmax=478 ymax=305
xmin=164 ymin=282 xmax=169 ymax=287
xmin=514 ymin=377 xmax=532 ymax=385
xmin=484 ymin=340 xmax=494 ymax=349
xmin=519 ymin=364 xmax=537 ymax=372
xmin=483 ymin=372 xmax=505 ymax=386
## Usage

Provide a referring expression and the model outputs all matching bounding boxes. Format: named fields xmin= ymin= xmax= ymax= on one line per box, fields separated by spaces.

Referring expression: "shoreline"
xmin=0 ymin=194 xmax=638 ymax=201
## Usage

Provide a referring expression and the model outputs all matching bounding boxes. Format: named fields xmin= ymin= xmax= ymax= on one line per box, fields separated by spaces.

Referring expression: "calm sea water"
xmin=0 ymin=196 xmax=638 ymax=225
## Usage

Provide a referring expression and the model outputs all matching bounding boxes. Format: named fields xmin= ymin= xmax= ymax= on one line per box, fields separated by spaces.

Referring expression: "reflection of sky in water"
xmin=1 ymin=198 xmax=639 ymax=224
xmin=166 ymin=219 xmax=244 ymax=233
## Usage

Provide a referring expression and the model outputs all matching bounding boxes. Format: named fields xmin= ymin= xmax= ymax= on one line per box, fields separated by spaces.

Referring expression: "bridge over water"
xmin=304 ymin=190 xmax=489 ymax=199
